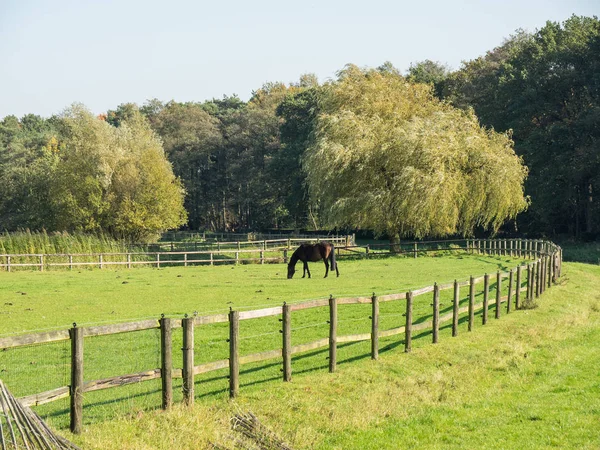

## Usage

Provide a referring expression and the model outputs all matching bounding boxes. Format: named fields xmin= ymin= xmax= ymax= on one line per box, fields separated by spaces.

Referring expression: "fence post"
xmin=156 ymin=253 xmax=161 ymax=269
xmin=510 ymin=239 xmax=513 ymax=257
xmin=432 ymin=283 xmax=440 ymax=344
xmin=68 ymin=255 xmax=73 ymax=271
xmin=495 ymin=271 xmax=502 ymax=319
xmin=547 ymin=255 xmax=552 ymax=289
xmin=237 ymin=241 xmax=241 ymax=251
xmin=160 ymin=317 xmax=173 ymax=409
xmin=405 ymin=291 xmax=413 ymax=353
xmin=282 ymin=303 xmax=292 ymax=382
xmin=483 ymin=274 xmax=489 ymax=325
xmin=210 ymin=252 xmax=214 ymax=266
xmin=182 ymin=316 xmax=194 ymax=406
xmin=371 ymin=293 xmax=379 ymax=360
xmin=515 ymin=266 xmax=522 ymax=309
xmin=260 ymin=250 xmax=264 ymax=264
xmin=365 ymin=245 xmax=370 ymax=259
xmin=184 ymin=253 xmax=188 ymax=267
xmin=507 ymin=269 xmax=514 ymax=314
xmin=413 ymin=242 xmax=417 ymax=258
xmin=39 ymin=255 xmax=44 ymax=272
xmin=452 ymin=280 xmax=459 ymax=337
xmin=468 ymin=276 xmax=475 ymax=331
xmin=235 ymin=252 xmax=239 ymax=265
xmin=127 ymin=253 xmax=131 ymax=269
xmin=69 ymin=324 xmax=83 ymax=434
xmin=229 ymin=310 xmax=239 ymax=398
xmin=329 ymin=295 xmax=337 ymax=373
xmin=535 ymin=261 xmax=541 ymax=298
xmin=283 ymin=249 xmax=288 ymax=264
xmin=7 ymin=256 xmax=10 ymax=272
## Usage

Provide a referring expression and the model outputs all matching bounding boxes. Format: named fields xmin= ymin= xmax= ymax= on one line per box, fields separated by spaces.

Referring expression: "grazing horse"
xmin=287 ymin=242 xmax=339 ymax=279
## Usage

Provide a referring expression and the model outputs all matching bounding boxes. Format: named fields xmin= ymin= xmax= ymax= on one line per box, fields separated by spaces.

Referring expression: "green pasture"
xmin=2 ymin=251 xmax=578 ymax=449
xmin=55 ymin=260 xmax=599 ymax=450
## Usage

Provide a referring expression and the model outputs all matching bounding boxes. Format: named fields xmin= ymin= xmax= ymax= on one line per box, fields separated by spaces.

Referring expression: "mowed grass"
xmin=3 ymin=252 xmax=580 ymax=448
xmin=0 ymin=253 xmax=517 ymax=334
xmin=64 ymin=261 xmax=600 ymax=450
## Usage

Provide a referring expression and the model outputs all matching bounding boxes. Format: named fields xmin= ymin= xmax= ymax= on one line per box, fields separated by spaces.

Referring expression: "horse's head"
xmin=287 ymin=264 xmax=295 ymax=279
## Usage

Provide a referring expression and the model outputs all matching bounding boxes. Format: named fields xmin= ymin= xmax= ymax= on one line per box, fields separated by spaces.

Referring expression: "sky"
xmin=0 ymin=0 xmax=598 ymax=118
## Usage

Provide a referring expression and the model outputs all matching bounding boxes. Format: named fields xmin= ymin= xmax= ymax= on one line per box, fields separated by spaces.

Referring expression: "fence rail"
xmin=0 ymin=237 xmax=551 ymax=272
xmin=0 ymin=239 xmax=563 ymax=435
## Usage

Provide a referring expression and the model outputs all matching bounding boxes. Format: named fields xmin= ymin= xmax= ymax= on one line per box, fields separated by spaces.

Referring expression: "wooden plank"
xmin=290 ymin=338 xmax=329 ymax=355
xmin=371 ymin=294 xmax=379 ymax=360
xmin=193 ymin=359 xmax=229 ymax=375
xmin=239 ymin=349 xmax=282 ymax=365
xmin=515 ymin=266 xmax=522 ymax=309
xmin=70 ymin=326 xmax=83 ymax=434
xmin=160 ymin=317 xmax=172 ymax=409
xmin=229 ymin=310 xmax=239 ymax=398
xmin=412 ymin=320 xmax=432 ymax=332
xmin=337 ymin=333 xmax=371 ymax=344
xmin=18 ymin=386 xmax=70 ymax=407
xmin=432 ymin=284 xmax=440 ymax=344
xmin=438 ymin=282 xmax=454 ymax=291
xmin=379 ymin=326 xmax=405 ymax=338
xmin=290 ymin=298 xmax=329 ymax=311
xmin=507 ymin=270 xmax=514 ymax=314
xmin=483 ymin=274 xmax=489 ymax=325
xmin=405 ymin=291 xmax=413 ymax=353
xmin=239 ymin=306 xmax=282 ymax=321
xmin=469 ymin=276 xmax=475 ymax=332
xmin=182 ymin=317 xmax=194 ymax=406
xmin=282 ymin=303 xmax=292 ymax=382
xmin=83 ymin=369 xmax=161 ymax=393
xmin=452 ymin=280 xmax=459 ymax=337
xmin=329 ymin=297 xmax=337 ymax=373
xmin=0 ymin=330 xmax=70 ymax=349
xmin=495 ymin=272 xmax=502 ymax=319
xmin=83 ymin=319 xmax=159 ymax=337
xmin=193 ymin=314 xmax=229 ymax=325
xmin=378 ymin=293 xmax=406 ymax=302
xmin=472 ymin=275 xmax=486 ymax=284
xmin=336 ymin=296 xmax=372 ymax=305
xmin=412 ymin=285 xmax=435 ymax=297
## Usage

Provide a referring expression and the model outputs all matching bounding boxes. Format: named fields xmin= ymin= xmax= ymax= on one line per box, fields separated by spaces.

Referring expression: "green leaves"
xmin=305 ymin=65 xmax=528 ymax=239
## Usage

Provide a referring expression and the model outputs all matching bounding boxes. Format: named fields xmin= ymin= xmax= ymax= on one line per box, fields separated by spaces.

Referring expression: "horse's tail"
xmin=330 ymin=244 xmax=337 ymax=271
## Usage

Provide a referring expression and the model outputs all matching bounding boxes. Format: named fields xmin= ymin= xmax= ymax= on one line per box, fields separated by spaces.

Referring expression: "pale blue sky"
xmin=1 ymin=0 xmax=598 ymax=118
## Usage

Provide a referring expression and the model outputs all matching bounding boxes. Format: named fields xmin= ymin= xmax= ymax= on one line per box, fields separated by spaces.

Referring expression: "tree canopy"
xmin=304 ymin=65 xmax=528 ymax=241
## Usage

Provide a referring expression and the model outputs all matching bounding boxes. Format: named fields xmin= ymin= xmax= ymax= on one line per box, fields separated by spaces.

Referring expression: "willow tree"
xmin=304 ymin=65 xmax=528 ymax=245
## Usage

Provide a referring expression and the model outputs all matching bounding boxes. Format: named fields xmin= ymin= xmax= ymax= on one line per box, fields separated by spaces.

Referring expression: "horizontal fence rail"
xmin=0 ymin=237 xmax=554 ymax=272
xmin=0 ymin=239 xmax=563 ymax=434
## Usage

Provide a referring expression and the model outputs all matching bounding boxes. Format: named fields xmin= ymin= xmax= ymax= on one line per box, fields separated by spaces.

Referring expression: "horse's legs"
xmin=335 ymin=264 xmax=339 ymax=277
xmin=304 ymin=261 xmax=311 ymax=278
xmin=323 ymin=259 xmax=329 ymax=278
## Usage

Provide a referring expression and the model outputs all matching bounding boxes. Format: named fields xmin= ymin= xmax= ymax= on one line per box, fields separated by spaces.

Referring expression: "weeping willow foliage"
xmin=304 ymin=65 xmax=528 ymax=239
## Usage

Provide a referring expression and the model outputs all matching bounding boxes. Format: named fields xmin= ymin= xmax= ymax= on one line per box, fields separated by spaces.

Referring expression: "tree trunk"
xmin=389 ymin=233 xmax=400 ymax=253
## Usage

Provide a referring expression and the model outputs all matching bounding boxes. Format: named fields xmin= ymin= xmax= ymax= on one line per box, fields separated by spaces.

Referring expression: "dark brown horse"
xmin=287 ymin=242 xmax=339 ymax=279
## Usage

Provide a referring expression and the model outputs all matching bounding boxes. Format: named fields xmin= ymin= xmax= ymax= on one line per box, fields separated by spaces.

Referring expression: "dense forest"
xmin=0 ymin=15 xmax=598 ymax=240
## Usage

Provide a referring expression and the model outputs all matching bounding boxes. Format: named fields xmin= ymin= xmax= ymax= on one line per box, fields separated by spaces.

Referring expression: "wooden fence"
xmin=0 ymin=236 xmax=551 ymax=272
xmin=0 ymin=239 xmax=562 ymax=434
xmin=0 ymin=235 xmax=353 ymax=272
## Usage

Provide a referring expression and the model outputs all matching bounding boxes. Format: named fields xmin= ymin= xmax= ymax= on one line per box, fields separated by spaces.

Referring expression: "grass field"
xmin=3 ymin=252 xmax=597 ymax=449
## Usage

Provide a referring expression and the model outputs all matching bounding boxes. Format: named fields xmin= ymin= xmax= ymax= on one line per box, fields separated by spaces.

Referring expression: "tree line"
xmin=0 ymin=15 xmax=597 ymax=241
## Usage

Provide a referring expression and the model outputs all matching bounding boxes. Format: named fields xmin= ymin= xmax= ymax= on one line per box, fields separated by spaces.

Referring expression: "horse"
xmin=287 ymin=242 xmax=339 ymax=279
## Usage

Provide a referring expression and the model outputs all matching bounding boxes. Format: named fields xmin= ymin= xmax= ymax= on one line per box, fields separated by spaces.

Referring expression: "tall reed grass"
xmin=0 ymin=230 xmax=131 ymax=255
